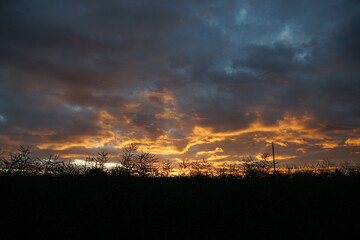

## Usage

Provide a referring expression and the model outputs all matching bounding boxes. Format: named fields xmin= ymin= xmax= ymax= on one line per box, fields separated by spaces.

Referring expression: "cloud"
xmin=0 ymin=0 xmax=359 ymax=165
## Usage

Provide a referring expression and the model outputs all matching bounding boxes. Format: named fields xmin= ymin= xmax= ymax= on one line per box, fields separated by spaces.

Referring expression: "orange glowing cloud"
xmin=345 ymin=138 xmax=360 ymax=146
xmin=32 ymin=87 xmax=358 ymax=166
xmin=37 ymin=130 xmax=118 ymax=150
xmin=255 ymin=153 xmax=297 ymax=161
xmin=196 ymin=147 xmax=224 ymax=156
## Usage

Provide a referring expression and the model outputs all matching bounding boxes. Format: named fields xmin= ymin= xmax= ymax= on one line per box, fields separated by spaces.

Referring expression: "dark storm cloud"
xmin=232 ymin=43 xmax=300 ymax=74
xmin=0 ymin=0 xmax=359 ymax=163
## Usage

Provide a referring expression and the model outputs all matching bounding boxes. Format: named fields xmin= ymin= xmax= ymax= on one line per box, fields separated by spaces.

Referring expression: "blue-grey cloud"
xmin=0 ymin=0 xmax=359 ymax=164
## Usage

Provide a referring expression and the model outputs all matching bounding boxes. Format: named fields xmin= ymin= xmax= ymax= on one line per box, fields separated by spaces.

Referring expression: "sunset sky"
xmin=1 ymin=0 xmax=359 ymax=166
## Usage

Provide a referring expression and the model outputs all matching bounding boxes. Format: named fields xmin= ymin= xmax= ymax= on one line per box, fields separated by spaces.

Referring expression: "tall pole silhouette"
xmin=272 ymin=142 xmax=276 ymax=174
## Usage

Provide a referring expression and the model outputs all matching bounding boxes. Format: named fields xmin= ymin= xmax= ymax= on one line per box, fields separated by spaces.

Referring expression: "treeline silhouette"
xmin=1 ymin=144 xmax=360 ymax=178
xmin=1 ymin=145 xmax=360 ymax=239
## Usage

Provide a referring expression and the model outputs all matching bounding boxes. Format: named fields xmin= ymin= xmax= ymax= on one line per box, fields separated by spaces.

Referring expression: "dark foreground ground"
xmin=1 ymin=174 xmax=359 ymax=240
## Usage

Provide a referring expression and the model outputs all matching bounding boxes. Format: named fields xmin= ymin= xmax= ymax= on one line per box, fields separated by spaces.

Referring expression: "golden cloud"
xmin=345 ymin=138 xmax=360 ymax=146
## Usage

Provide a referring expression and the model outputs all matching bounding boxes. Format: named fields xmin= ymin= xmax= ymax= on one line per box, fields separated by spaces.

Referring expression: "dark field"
xmin=1 ymin=174 xmax=359 ymax=240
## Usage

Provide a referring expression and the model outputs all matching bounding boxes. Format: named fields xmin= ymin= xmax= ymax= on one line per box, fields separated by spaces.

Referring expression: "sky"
xmin=0 ymin=0 xmax=360 ymax=166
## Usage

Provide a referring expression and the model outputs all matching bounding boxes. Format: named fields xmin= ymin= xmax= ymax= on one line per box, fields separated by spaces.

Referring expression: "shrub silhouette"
xmin=0 ymin=148 xmax=7 ymax=169
xmin=242 ymin=155 xmax=272 ymax=178
xmin=135 ymin=151 xmax=158 ymax=177
xmin=112 ymin=143 xmax=138 ymax=176
xmin=189 ymin=158 xmax=212 ymax=177
xmin=41 ymin=153 xmax=63 ymax=175
xmin=0 ymin=146 xmax=81 ymax=175
xmin=160 ymin=159 xmax=173 ymax=177
xmin=8 ymin=146 xmax=43 ymax=174
xmin=111 ymin=143 xmax=158 ymax=177
xmin=215 ymin=162 xmax=242 ymax=178
xmin=178 ymin=158 xmax=191 ymax=176
xmin=85 ymin=151 xmax=110 ymax=173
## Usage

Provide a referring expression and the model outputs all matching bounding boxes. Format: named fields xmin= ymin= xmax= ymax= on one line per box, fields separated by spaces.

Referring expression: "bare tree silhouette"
xmin=8 ymin=146 xmax=43 ymax=174
xmin=115 ymin=143 xmax=138 ymax=176
xmin=242 ymin=155 xmax=272 ymax=177
xmin=110 ymin=144 xmax=158 ymax=177
xmin=178 ymin=158 xmax=191 ymax=176
xmin=135 ymin=151 xmax=158 ymax=177
xmin=85 ymin=151 xmax=109 ymax=170
xmin=189 ymin=158 xmax=212 ymax=177
xmin=160 ymin=159 xmax=173 ymax=177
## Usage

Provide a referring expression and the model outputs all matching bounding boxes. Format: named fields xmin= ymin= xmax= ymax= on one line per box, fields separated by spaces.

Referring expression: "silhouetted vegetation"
xmin=0 ymin=145 xmax=360 ymax=239
xmin=2 ymin=145 xmax=358 ymax=178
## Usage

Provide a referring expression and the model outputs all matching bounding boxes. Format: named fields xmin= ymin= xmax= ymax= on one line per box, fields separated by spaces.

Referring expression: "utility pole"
xmin=272 ymin=142 xmax=276 ymax=174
